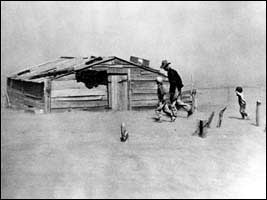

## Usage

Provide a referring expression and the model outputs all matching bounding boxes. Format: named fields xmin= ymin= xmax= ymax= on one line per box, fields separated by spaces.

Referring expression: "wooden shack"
xmin=6 ymin=56 xmax=196 ymax=113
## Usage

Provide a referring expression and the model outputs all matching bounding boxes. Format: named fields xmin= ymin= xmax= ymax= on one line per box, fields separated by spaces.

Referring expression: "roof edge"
xmin=113 ymin=57 xmax=167 ymax=77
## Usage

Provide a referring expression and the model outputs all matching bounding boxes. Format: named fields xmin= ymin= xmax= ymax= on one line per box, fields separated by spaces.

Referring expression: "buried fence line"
xmin=196 ymin=86 xmax=265 ymax=108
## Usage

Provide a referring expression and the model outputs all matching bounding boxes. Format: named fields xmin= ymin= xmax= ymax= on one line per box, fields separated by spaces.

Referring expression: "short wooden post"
xmin=199 ymin=120 xmax=203 ymax=137
xmin=193 ymin=117 xmax=212 ymax=137
xmin=217 ymin=106 xmax=227 ymax=128
xmin=256 ymin=100 xmax=261 ymax=126
xmin=121 ymin=122 xmax=126 ymax=135
xmin=199 ymin=120 xmax=207 ymax=138
xmin=120 ymin=122 xmax=129 ymax=142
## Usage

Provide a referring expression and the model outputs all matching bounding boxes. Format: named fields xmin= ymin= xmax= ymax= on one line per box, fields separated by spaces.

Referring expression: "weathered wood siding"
xmin=6 ymin=78 xmax=45 ymax=110
xmin=129 ymin=68 xmax=194 ymax=108
xmin=130 ymin=68 xmax=165 ymax=108
xmin=6 ymin=57 xmax=195 ymax=112
xmin=50 ymin=77 xmax=108 ymax=111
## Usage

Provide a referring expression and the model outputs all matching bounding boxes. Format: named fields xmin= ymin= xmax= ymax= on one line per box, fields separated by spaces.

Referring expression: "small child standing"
xmin=155 ymin=77 xmax=176 ymax=122
xmin=235 ymin=86 xmax=249 ymax=119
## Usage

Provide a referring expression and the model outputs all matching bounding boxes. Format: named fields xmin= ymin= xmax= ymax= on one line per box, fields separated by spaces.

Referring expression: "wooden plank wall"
xmin=6 ymin=78 xmax=45 ymax=110
xmin=130 ymin=68 xmax=163 ymax=108
xmin=50 ymin=75 xmax=108 ymax=111
xmin=129 ymin=68 xmax=194 ymax=109
xmin=50 ymin=64 xmax=194 ymax=111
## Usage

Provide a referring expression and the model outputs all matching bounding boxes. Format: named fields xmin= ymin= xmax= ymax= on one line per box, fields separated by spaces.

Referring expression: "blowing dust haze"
xmin=1 ymin=1 xmax=266 ymax=87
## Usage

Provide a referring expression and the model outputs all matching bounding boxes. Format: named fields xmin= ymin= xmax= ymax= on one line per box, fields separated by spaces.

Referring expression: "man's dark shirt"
xmin=167 ymin=68 xmax=184 ymax=89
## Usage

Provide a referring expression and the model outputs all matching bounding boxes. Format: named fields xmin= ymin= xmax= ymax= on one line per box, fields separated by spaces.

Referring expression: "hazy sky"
xmin=1 ymin=1 xmax=266 ymax=87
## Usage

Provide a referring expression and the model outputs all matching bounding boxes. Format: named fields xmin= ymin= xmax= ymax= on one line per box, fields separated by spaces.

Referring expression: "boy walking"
xmin=155 ymin=77 xmax=176 ymax=122
xmin=235 ymin=86 xmax=249 ymax=119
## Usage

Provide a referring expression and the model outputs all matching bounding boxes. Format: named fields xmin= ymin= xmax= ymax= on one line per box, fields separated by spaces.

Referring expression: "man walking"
xmin=160 ymin=60 xmax=193 ymax=117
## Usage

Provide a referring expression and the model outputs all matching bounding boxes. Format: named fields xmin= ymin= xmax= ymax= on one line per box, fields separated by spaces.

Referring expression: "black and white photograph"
xmin=1 ymin=1 xmax=266 ymax=199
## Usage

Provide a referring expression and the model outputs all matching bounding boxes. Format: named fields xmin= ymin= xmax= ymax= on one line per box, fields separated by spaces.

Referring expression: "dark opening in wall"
xmin=75 ymin=70 xmax=108 ymax=89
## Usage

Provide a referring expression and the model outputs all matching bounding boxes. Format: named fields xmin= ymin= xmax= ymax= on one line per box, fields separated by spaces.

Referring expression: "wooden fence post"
xmin=256 ymin=100 xmax=261 ymax=126
xmin=217 ymin=106 xmax=227 ymax=128
xmin=199 ymin=120 xmax=207 ymax=138
xmin=120 ymin=122 xmax=129 ymax=142
xmin=193 ymin=113 xmax=213 ymax=137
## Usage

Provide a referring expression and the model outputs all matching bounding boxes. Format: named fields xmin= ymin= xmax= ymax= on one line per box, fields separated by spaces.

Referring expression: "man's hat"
xmin=160 ymin=60 xmax=171 ymax=69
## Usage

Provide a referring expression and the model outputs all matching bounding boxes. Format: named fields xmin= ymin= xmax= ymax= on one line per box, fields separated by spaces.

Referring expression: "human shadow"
xmin=228 ymin=116 xmax=252 ymax=122
xmin=228 ymin=116 xmax=244 ymax=120
xmin=151 ymin=112 xmax=187 ymax=123
xmin=151 ymin=116 xmax=182 ymax=123
xmin=250 ymin=123 xmax=259 ymax=127
xmin=151 ymin=117 xmax=169 ymax=123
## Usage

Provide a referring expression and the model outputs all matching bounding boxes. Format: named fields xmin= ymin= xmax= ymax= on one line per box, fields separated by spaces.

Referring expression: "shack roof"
xmin=9 ymin=56 xmax=166 ymax=82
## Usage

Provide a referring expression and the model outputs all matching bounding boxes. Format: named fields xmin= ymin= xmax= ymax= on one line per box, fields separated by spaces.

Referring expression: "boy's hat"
xmin=156 ymin=76 xmax=163 ymax=83
xmin=160 ymin=60 xmax=171 ymax=69
xmin=235 ymin=86 xmax=243 ymax=93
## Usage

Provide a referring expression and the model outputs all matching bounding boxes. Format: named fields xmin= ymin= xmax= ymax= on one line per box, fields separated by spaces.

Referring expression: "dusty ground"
xmin=1 ymin=104 xmax=266 ymax=199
